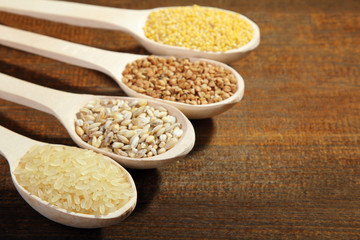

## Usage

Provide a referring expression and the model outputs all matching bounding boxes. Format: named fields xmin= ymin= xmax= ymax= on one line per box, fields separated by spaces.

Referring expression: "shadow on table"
xmin=113 ymin=43 xmax=150 ymax=56
xmin=127 ymin=168 xmax=159 ymax=210
xmin=0 ymin=112 xmax=73 ymax=146
xmin=188 ymin=118 xmax=214 ymax=154
xmin=0 ymin=185 xmax=103 ymax=240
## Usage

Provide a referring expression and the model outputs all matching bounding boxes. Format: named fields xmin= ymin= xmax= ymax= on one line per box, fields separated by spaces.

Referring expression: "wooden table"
xmin=0 ymin=0 xmax=359 ymax=239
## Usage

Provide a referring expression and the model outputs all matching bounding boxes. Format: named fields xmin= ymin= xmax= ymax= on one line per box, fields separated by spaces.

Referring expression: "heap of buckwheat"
xmin=75 ymin=99 xmax=183 ymax=158
xmin=122 ymin=56 xmax=237 ymax=105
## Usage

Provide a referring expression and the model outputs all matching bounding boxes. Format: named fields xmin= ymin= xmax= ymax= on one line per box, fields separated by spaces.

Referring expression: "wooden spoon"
xmin=0 ymin=73 xmax=195 ymax=169
xmin=0 ymin=24 xmax=245 ymax=119
xmin=0 ymin=125 xmax=137 ymax=228
xmin=0 ymin=0 xmax=260 ymax=63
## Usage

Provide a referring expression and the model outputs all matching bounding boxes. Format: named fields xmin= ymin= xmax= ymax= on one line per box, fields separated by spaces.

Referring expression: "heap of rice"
xmin=13 ymin=145 xmax=135 ymax=215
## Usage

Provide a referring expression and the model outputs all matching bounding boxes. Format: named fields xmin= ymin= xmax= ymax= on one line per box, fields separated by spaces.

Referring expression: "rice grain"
xmin=14 ymin=145 xmax=135 ymax=216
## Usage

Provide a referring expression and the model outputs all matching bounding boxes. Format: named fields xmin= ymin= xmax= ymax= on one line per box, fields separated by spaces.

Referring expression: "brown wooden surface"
xmin=0 ymin=0 xmax=359 ymax=239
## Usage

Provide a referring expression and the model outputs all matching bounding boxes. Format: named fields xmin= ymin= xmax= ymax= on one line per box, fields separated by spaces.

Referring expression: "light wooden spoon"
xmin=0 ymin=73 xmax=195 ymax=169
xmin=0 ymin=0 xmax=260 ymax=63
xmin=0 ymin=125 xmax=137 ymax=228
xmin=0 ymin=24 xmax=245 ymax=119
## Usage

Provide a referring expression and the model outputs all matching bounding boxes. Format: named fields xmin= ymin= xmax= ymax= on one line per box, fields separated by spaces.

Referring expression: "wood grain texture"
xmin=0 ymin=0 xmax=359 ymax=239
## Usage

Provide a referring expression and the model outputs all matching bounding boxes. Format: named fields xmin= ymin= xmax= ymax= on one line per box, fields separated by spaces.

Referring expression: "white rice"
xmin=13 ymin=145 xmax=135 ymax=216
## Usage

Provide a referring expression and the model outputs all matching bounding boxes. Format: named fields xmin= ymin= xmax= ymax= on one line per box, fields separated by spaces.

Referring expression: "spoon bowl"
xmin=0 ymin=0 xmax=260 ymax=63
xmin=122 ymin=58 xmax=245 ymax=119
xmin=0 ymin=125 xmax=137 ymax=228
xmin=0 ymin=73 xmax=195 ymax=169
xmin=0 ymin=25 xmax=245 ymax=119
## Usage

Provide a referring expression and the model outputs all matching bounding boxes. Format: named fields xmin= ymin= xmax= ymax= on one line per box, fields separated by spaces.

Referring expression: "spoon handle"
xmin=0 ymin=73 xmax=82 ymax=123
xmin=0 ymin=24 xmax=127 ymax=76
xmin=0 ymin=125 xmax=37 ymax=170
xmin=0 ymin=0 xmax=145 ymax=34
